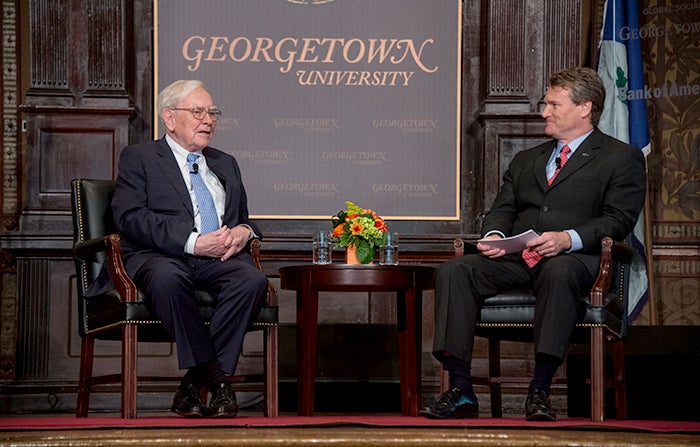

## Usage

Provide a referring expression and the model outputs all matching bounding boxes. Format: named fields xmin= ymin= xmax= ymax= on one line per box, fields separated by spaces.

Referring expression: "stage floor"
xmin=2 ymin=425 xmax=699 ymax=447
xmin=2 ymin=413 xmax=698 ymax=447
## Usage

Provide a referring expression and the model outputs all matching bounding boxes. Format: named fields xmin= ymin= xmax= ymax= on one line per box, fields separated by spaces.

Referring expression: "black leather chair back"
xmin=71 ymin=178 xmax=277 ymax=340
xmin=71 ymin=178 xmax=117 ymax=299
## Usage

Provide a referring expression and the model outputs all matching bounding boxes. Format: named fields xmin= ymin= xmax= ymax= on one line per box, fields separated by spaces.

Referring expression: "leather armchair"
xmin=441 ymin=236 xmax=635 ymax=422
xmin=71 ymin=178 xmax=278 ymax=418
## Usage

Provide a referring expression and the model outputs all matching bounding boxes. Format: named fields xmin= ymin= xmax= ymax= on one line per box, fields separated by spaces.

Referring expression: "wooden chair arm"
xmin=590 ymin=236 xmax=634 ymax=307
xmin=103 ymin=234 xmax=139 ymax=303
xmin=453 ymin=237 xmax=482 ymax=257
xmin=612 ymin=238 xmax=635 ymax=264
xmin=250 ymin=238 xmax=278 ymax=307
xmin=73 ymin=233 xmax=138 ymax=304
xmin=250 ymin=238 xmax=263 ymax=270
xmin=453 ymin=238 xmax=465 ymax=257
xmin=72 ymin=235 xmax=114 ymax=262
xmin=76 ymin=235 xmax=276 ymax=306
xmin=590 ymin=237 xmax=615 ymax=307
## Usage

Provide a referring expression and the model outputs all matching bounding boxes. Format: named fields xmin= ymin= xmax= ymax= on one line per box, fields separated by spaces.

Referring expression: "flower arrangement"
xmin=331 ymin=201 xmax=388 ymax=264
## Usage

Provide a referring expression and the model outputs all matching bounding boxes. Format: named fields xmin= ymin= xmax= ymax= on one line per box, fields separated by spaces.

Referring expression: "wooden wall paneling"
xmin=126 ymin=0 xmax=153 ymax=143
xmin=0 ymin=253 xmax=16 ymax=383
xmin=86 ymin=0 xmax=127 ymax=93
xmin=21 ymin=0 xmax=133 ymax=232
xmin=479 ymin=116 xmax=550 ymax=217
xmin=460 ymin=0 xmax=486 ymax=227
xmin=19 ymin=109 xmax=131 ymax=234
xmin=15 ymin=258 xmax=51 ymax=380
xmin=28 ymin=0 xmax=70 ymax=95
xmin=26 ymin=0 xmax=130 ymax=102
xmin=542 ymin=0 xmax=585 ymax=94
xmin=483 ymin=0 xmax=531 ymax=113
xmin=478 ymin=0 xmax=587 ymax=211
xmin=482 ymin=0 xmax=586 ymax=113
xmin=0 ymin=0 xmax=137 ymax=413
xmin=3 ymin=255 xmax=180 ymax=413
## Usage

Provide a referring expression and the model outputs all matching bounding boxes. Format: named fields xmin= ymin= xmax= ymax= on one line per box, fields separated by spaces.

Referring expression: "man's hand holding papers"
xmin=476 ymin=230 xmax=541 ymax=259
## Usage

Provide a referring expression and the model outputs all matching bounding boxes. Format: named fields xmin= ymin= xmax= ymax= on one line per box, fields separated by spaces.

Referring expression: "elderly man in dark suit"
xmin=91 ymin=79 xmax=267 ymax=418
xmin=420 ymin=67 xmax=646 ymax=421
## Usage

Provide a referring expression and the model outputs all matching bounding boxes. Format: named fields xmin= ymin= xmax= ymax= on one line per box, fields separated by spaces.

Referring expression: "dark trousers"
xmin=432 ymin=252 xmax=597 ymax=366
xmin=134 ymin=252 xmax=267 ymax=374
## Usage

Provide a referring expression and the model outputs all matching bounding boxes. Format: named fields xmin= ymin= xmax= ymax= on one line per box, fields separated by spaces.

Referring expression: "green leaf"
xmin=355 ymin=243 xmax=374 ymax=264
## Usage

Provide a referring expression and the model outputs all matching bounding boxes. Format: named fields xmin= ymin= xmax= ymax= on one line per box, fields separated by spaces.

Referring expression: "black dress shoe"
xmin=206 ymin=383 xmax=238 ymax=418
xmin=171 ymin=383 xmax=205 ymax=417
xmin=525 ymin=388 xmax=556 ymax=421
xmin=419 ymin=387 xmax=479 ymax=419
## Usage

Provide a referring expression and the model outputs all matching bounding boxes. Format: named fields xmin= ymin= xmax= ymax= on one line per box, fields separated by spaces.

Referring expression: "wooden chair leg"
xmin=264 ymin=324 xmax=279 ymax=417
xmin=613 ymin=340 xmax=627 ymax=420
xmin=590 ymin=326 xmax=605 ymax=422
xmin=76 ymin=336 xmax=95 ymax=418
xmin=200 ymin=386 xmax=209 ymax=404
xmin=122 ymin=324 xmax=138 ymax=419
xmin=440 ymin=366 xmax=449 ymax=394
xmin=488 ymin=338 xmax=502 ymax=418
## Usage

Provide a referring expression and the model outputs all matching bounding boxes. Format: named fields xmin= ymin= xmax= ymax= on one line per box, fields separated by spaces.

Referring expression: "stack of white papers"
xmin=477 ymin=229 xmax=541 ymax=254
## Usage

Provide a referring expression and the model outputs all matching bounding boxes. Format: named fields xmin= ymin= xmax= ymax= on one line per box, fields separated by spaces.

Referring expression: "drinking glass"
xmin=312 ymin=230 xmax=333 ymax=264
xmin=379 ymin=232 xmax=399 ymax=265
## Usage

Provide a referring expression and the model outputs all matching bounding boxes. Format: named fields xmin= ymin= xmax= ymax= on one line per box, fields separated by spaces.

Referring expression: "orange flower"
xmin=332 ymin=223 xmax=345 ymax=237
xmin=330 ymin=201 xmax=390 ymax=264
xmin=350 ymin=221 xmax=364 ymax=235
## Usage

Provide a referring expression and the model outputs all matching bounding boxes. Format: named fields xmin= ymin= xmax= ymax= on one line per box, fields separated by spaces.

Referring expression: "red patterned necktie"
xmin=522 ymin=145 xmax=572 ymax=267
xmin=522 ymin=246 xmax=541 ymax=268
xmin=548 ymin=145 xmax=571 ymax=185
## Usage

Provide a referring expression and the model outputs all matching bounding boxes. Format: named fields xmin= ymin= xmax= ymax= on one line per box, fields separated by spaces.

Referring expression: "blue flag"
xmin=597 ymin=0 xmax=651 ymax=321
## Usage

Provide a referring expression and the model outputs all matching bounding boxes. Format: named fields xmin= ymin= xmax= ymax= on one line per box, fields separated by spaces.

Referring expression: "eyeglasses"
xmin=170 ymin=107 xmax=222 ymax=122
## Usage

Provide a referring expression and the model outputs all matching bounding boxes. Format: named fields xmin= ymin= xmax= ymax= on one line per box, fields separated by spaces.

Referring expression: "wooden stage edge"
xmin=2 ymin=426 xmax=698 ymax=447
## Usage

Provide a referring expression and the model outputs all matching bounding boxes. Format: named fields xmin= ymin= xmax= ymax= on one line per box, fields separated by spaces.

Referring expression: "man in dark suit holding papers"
xmin=420 ymin=67 xmax=646 ymax=421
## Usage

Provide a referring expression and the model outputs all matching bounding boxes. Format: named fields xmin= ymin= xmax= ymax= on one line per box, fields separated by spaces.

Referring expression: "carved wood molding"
xmin=486 ymin=0 xmax=527 ymax=99
xmin=0 ymin=245 xmax=17 ymax=379
xmin=27 ymin=0 xmax=127 ymax=97
xmin=2 ymin=0 xmax=19 ymax=232
xmin=542 ymin=0 xmax=584 ymax=92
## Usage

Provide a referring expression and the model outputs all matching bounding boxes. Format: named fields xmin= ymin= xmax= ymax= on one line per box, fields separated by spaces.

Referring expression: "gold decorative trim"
xmin=653 ymin=223 xmax=700 ymax=242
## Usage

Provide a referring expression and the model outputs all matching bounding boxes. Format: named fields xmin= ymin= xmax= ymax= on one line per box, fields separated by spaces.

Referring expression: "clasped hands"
xmin=477 ymin=231 xmax=572 ymax=259
xmin=193 ymin=225 xmax=252 ymax=261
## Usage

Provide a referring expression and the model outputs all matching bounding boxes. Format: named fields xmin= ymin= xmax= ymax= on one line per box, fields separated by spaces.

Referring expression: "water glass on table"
xmin=379 ymin=232 xmax=399 ymax=265
xmin=312 ymin=230 xmax=333 ymax=264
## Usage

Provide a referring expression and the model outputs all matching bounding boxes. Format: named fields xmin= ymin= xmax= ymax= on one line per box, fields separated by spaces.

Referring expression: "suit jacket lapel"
xmin=203 ymin=150 xmax=236 ymax=221
xmin=549 ymin=129 xmax=602 ymax=187
xmin=204 ymin=151 xmax=227 ymax=188
xmin=156 ymin=138 xmax=195 ymax=216
xmin=536 ymin=143 xmax=555 ymax=191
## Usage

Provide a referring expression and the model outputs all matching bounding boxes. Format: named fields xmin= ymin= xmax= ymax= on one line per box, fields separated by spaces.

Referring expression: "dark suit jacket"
xmin=87 ymin=137 xmax=261 ymax=295
xmin=482 ymin=128 xmax=646 ymax=260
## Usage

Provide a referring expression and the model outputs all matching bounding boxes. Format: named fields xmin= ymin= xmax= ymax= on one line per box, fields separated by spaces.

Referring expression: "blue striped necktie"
xmin=187 ymin=153 xmax=219 ymax=234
